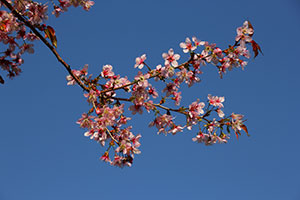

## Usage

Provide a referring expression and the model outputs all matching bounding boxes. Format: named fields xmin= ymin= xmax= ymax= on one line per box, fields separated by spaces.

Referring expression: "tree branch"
xmin=0 ymin=0 xmax=89 ymax=92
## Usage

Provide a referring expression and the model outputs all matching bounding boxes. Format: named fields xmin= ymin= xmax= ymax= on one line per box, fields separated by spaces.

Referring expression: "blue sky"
xmin=0 ymin=0 xmax=299 ymax=199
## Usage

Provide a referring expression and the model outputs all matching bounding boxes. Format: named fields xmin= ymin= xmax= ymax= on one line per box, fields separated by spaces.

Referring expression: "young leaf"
xmin=240 ymin=124 xmax=250 ymax=136
xmin=234 ymin=130 xmax=241 ymax=139
xmin=44 ymin=26 xmax=57 ymax=48
xmin=251 ymin=40 xmax=263 ymax=58
xmin=247 ymin=20 xmax=254 ymax=37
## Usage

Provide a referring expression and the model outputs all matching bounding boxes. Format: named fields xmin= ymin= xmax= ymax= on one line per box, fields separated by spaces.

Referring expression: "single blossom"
xmin=217 ymin=108 xmax=225 ymax=118
xmin=101 ymin=64 xmax=114 ymax=78
xmin=134 ymin=54 xmax=147 ymax=69
xmin=207 ymin=94 xmax=225 ymax=108
xmin=162 ymin=48 xmax=180 ymax=67
xmin=192 ymin=36 xmax=205 ymax=46
xmin=180 ymin=37 xmax=196 ymax=53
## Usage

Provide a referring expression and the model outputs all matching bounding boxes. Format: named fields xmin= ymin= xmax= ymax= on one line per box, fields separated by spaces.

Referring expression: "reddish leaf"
xmin=251 ymin=40 xmax=263 ymax=58
xmin=247 ymin=20 xmax=254 ymax=36
xmin=234 ymin=130 xmax=241 ymax=139
xmin=44 ymin=26 xmax=57 ymax=48
xmin=240 ymin=125 xmax=250 ymax=136
xmin=0 ymin=75 xmax=4 ymax=84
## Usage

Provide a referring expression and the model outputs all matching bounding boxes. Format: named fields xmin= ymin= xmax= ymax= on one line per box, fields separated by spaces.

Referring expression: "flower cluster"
xmin=63 ymin=20 xmax=260 ymax=167
xmin=52 ymin=0 xmax=95 ymax=17
xmin=1 ymin=0 xmax=259 ymax=168
xmin=0 ymin=0 xmax=94 ymax=83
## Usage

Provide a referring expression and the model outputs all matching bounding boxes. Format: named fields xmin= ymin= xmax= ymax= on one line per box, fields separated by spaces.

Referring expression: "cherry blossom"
xmin=162 ymin=48 xmax=180 ymax=67
xmin=100 ymin=151 xmax=110 ymax=162
xmin=180 ymin=37 xmax=196 ymax=53
xmin=235 ymin=21 xmax=254 ymax=47
xmin=162 ymin=82 xmax=177 ymax=97
xmin=207 ymin=94 xmax=225 ymax=108
xmin=188 ymin=99 xmax=205 ymax=126
xmin=149 ymin=114 xmax=174 ymax=134
xmin=217 ymin=108 xmax=225 ymax=118
xmin=66 ymin=64 xmax=88 ymax=85
xmin=192 ymin=132 xmax=227 ymax=146
xmin=148 ymin=84 xmax=158 ymax=98
xmin=134 ymin=54 xmax=147 ymax=69
xmin=101 ymin=64 xmax=114 ymax=78
xmin=192 ymin=36 xmax=205 ymax=46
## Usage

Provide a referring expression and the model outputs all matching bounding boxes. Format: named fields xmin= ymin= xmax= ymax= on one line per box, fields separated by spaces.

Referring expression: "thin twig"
xmin=105 ymin=128 xmax=119 ymax=145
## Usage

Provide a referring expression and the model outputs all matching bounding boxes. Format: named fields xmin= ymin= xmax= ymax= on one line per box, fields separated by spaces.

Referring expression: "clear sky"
xmin=1 ymin=0 xmax=299 ymax=199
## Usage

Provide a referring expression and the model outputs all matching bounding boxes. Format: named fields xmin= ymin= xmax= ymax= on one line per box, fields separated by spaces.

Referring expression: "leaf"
xmin=234 ymin=130 xmax=241 ymax=139
xmin=247 ymin=20 xmax=254 ymax=37
xmin=0 ymin=75 xmax=4 ymax=84
xmin=251 ymin=40 xmax=263 ymax=58
xmin=240 ymin=124 xmax=250 ymax=137
xmin=45 ymin=26 xmax=57 ymax=48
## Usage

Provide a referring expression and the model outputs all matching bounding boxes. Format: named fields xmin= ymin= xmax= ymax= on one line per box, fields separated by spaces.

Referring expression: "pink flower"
xmin=235 ymin=46 xmax=250 ymax=59
xmin=20 ymin=44 xmax=34 ymax=54
xmin=207 ymin=94 xmax=225 ymax=108
xmin=83 ymin=89 xmax=100 ymax=103
xmin=66 ymin=64 xmax=88 ymax=85
xmin=217 ymin=108 xmax=225 ymax=118
xmin=77 ymin=113 xmax=94 ymax=129
xmin=59 ymin=0 xmax=71 ymax=10
xmin=131 ymin=85 xmax=149 ymax=105
xmin=134 ymin=54 xmax=147 ymax=69
xmin=169 ymin=125 xmax=184 ymax=135
xmin=129 ymin=104 xmax=143 ymax=115
xmin=192 ymin=132 xmax=214 ymax=145
xmin=186 ymin=70 xmax=200 ymax=87
xmin=100 ymin=151 xmax=110 ymax=163
xmin=192 ymin=37 xmax=205 ymax=46
xmin=117 ymin=115 xmax=131 ymax=125
xmin=180 ymin=37 xmax=196 ymax=53
xmin=134 ymin=71 xmax=150 ymax=87
xmin=111 ymin=155 xmax=132 ymax=167
xmin=172 ymin=91 xmax=182 ymax=106
xmin=192 ymin=132 xmax=226 ymax=146
xmin=162 ymin=48 xmax=180 ymax=67
xmin=161 ymin=64 xmax=175 ymax=79
xmin=162 ymin=82 xmax=177 ymax=97
xmin=82 ymin=1 xmax=94 ymax=11
xmin=101 ymin=64 xmax=114 ymax=78
xmin=52 ymin=6 xmax=63 ymax=17
xmin=144 ymin=100 xmax=155 ymax=113
xmin=148 ymin=84 xmax=158 ymax=98
xmin=235 ymin=21 xmax=253 ymax=46
xmin=188 ymin=99 xmax=205 ymax=125
xmin=27 ymin=2 xmax=48 ymax=25
xmin=231 ymin=113 xmax=244 ymax=133
xmin=131 ymin=134 xmax=141 ymax=148
xmin=149 ymin=114 xmax=174 ymax=134
xmin=231 ymin=113 xmax=244 ymax=120
xmin=207 ymin=119 xmax=219 ymax=134
xmin=83 ymin=129 xmax=95 ymax=139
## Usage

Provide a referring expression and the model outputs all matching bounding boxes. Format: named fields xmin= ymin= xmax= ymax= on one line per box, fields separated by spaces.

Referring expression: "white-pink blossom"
xmin=208 ymin=94 xmax=225 ymax=108
xmin=134 ymin=54 xmax=147 ymax=69
xmin=101 ymin=64 xmax=114 ymax=78
xmin=180 ymin=37 xmax=196 ymax=53
xmin=162 ymin=48 xmax=180 ymax=67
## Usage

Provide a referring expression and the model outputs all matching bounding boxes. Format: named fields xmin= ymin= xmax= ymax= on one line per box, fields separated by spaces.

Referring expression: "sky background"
xmin=0 ymin=0 xmax=299 ymax=199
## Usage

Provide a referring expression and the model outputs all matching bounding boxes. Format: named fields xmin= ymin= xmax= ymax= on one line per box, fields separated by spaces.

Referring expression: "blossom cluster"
xmin=1 ymin=0 xmax=259 ymax=168
xmin=0 ymin=0 xmax=94 ymax=83
xmin=64 ymin=20 xmax=259 ymax=167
